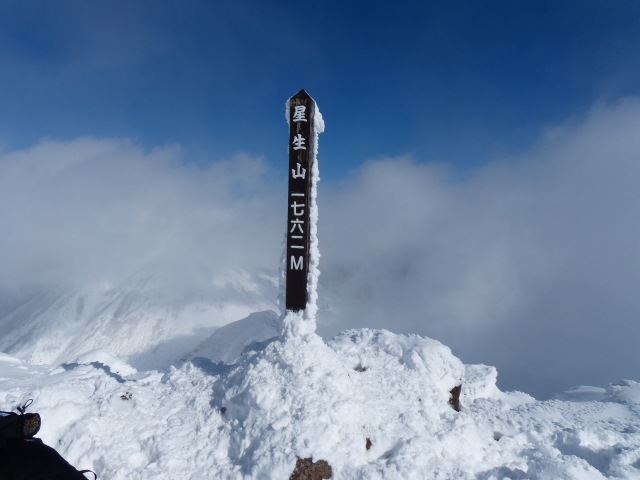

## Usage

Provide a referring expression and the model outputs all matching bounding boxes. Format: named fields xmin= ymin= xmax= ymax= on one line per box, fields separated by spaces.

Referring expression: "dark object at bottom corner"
xmin=0 ymin=437 xmax=95 ymax=480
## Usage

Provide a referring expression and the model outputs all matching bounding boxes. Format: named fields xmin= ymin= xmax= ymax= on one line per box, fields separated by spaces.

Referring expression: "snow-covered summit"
xmin=2 ymin=315 xmax=639 ymax=479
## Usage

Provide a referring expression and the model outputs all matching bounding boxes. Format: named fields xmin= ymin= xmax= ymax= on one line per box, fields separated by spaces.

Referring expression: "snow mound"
xmin=207 ymin=322 xmax=466 ymax=478
xmin=1 ymin=320 xmax=640 ymax=478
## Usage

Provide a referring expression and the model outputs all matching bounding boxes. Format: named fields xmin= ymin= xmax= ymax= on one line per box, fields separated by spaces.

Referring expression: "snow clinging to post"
xmin=307 ymin=102 xmax=325 ymax=324
xmin=281 ymin=90 xmax=324 ymax=335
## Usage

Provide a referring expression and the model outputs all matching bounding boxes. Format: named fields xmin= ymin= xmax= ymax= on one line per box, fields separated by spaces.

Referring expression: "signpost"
xmin=285 ymin=90 xmax=316 ymax=311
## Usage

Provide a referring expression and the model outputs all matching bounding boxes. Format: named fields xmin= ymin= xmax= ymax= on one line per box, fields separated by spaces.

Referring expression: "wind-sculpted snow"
xmin=1 ymin=318 xmax=639 ymax=479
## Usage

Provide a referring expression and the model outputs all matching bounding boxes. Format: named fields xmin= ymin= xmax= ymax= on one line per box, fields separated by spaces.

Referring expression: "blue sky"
xmin=2 ymin=0 xmax=640 ymax=179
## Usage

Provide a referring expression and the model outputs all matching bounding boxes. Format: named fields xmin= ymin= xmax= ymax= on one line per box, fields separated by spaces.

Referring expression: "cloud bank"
xmin=318 ymin=97 xmax=640 ymax=398
xmin=0 ymin=138 xmax=283 ymax=298
xmin=2 ymin=98 xmax=640 ymax=398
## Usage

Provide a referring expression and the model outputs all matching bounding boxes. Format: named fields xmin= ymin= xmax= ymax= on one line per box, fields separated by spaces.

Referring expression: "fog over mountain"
xmin=2 ymin=97 xmax=640 ymax=399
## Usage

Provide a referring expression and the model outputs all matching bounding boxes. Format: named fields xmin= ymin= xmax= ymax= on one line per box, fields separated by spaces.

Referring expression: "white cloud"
xmin=0 ymin=138 xmax=283 ymax=296
xmin=1 ymin=97 xmax=640 ymax=399
xmin=317 ymin=97 xmax=640 ymax=398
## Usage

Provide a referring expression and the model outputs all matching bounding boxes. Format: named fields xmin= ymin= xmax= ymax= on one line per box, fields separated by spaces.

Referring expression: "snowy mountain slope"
xmin=1 ymin=314 xmax=640 ymax=479
xmin=0 ymin=268 xmax=279 ymax=370
xmin=185 ymin=309 xmax=281 ymax=365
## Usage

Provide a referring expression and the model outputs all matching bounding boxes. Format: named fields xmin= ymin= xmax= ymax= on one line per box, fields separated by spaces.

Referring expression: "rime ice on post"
xmin=284 ymin=90 xmax=324 ymax=324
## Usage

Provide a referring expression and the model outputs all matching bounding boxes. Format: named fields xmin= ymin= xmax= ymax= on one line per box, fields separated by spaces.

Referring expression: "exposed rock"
xmin=289 ymin=457 xmax=332 ymax=480
xmin=354 ymin=363 xmax=367 ymax=372
xmin=449 ymin=384 xmax=462 ymax=412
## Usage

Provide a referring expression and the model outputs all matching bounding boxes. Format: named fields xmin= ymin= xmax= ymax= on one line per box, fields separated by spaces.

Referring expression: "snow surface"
xmin=2 ymin=322 xmax=640 ymax=479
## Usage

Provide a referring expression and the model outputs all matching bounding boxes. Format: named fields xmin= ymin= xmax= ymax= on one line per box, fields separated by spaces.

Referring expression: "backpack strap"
xmin=17 ymin=399 xmax=33 ymax=414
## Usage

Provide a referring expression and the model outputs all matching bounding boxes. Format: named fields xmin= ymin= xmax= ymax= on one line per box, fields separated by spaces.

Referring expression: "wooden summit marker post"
xmin=285 ymin=90 xmax=316 ymax=312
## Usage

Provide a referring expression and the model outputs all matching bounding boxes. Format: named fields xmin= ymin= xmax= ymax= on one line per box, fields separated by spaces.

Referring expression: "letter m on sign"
xmin=290 ymin=256 xmax=303 ymax=270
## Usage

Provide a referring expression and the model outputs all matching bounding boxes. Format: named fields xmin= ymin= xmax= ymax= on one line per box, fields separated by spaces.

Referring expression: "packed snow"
xmin=1 ymin=321 xmax=640 ymax=479
xmin=2 ymin=98 xmax=640 ymax=479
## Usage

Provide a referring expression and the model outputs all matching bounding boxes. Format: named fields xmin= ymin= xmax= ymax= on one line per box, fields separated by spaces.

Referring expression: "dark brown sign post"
xmin=285 ymin=90 xmax=316 ymax=311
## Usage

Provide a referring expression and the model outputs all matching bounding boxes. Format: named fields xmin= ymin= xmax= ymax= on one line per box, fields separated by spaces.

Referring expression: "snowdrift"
xmin=1 ymin=312 xmax=640 ymax=479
